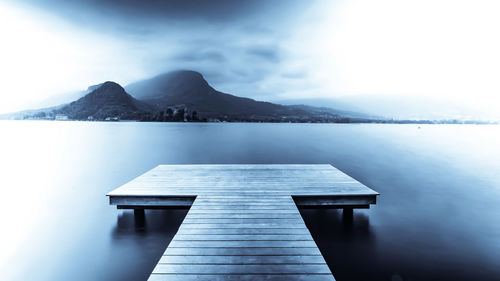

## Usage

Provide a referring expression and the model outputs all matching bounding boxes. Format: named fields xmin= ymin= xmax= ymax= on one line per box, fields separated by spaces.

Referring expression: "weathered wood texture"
xmin=150 ymin=196 xmax=335 ymax=281
xmin=107 ymin=164 xmax=379 ymax=280
xmin=107 ymin=164 xmax=378 ymax=208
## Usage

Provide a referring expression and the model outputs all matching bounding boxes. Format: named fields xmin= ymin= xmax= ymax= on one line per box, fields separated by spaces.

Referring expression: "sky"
xmin=1 ymin=0 xmax=499 ymax=116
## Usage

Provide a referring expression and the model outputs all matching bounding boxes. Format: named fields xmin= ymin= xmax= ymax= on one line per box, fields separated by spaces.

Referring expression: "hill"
xmin=2 ymin=70 xmax=373 ymax=122
xmin=125 ymin=70 xmax=362 ymax=121
xmin=53 ymin=81 xmax=153 ymax=120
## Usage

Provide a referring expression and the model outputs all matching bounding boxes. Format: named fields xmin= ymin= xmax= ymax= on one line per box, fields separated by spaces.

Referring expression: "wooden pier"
xmin=107 ymin=164 xmax=379 ymax=281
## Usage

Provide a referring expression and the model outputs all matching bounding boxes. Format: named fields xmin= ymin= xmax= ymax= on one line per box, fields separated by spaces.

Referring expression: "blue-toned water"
xmin=0 ymin=121 xmax=499 ymax=281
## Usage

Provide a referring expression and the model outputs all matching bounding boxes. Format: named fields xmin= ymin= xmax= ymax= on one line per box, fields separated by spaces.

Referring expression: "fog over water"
xmin=0 ymin=121 xmax=499 ymax=281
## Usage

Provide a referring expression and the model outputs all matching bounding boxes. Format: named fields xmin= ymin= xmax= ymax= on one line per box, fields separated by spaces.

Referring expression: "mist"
xmin=1 ymin=0 xmax=500 ymax=120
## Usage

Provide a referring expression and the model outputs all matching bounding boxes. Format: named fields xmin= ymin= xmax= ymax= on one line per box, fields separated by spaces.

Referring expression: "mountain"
xmin=125 ymin=70 xmax=356 ymax=120
xmin=277 ymin=96 xmax=500 ymax=121
xmin=2 ymin=70 xmax=372 ymax=122
xmin=286 ymin=104 xmax=379 ymax=120
xmin=54 ymin=81 xmax=153 ymax=120
xmin=126 ymin=71 xmax=211 ymax=103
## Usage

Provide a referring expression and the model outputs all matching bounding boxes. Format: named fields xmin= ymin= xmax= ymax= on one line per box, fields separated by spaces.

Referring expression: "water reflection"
xmin=134 ymin=209 xmax=146 ymax=229
xmin=112 ymin=209 xmax=187 ymax=238
xmin=300 ymin=209 xmax=377 ymax=281
xmin=301 ymin=205 xmax=500 ymax=281
xmin=108 ymin=209 xmax=187 ymax=281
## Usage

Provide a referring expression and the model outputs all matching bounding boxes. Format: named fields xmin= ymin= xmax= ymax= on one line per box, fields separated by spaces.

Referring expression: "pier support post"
xmin=134 ymin=209 xmax=145 ymax=217
xmin=134 ymin=209 xmax=145 ymax=227
xmin=342 ymin=207 xmax=353 ymax=219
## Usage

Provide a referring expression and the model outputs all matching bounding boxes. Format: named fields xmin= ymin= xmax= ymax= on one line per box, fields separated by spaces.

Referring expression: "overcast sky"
xmin=1 ymin=0 xmax=499 ymax=114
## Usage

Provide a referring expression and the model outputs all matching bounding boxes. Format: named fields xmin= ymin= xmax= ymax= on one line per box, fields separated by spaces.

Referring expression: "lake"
xmin=0 ymin=121 xmax=499 ymax=281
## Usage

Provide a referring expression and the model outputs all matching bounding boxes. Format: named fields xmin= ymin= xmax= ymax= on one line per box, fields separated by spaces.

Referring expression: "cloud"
xmin=281 ymin=71 xmax=308 ymax=79
xmin=172 ymin=50 xmax=226 ymax=63
xmin=246 ymin=47 xmax=282 ymax=63
xmin=12 ymin=0 xmax=304 ymax=31
xmin=4 ymin=0 xmax=499 ymax=117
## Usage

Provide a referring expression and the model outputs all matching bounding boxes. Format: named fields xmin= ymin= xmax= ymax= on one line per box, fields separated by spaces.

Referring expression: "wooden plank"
xmin=175 ymin=228 xmax=311 ymax=235
xmin=163 ymin=247 xmax=323 ymax=256
xmin=189 ymin=206 xmax=298 ymax=210
xmin=187 ymin=210 xmax=300 ymax=214
xmin=293 ymin=195 xmax=377 ymax=206
xmin=110 ymin=191 xmax=377 ymax=197
xmin=152 ymin=264 xmax=332 ymax=274
xmin=148 ymin=275 xmax=335 ymax=281
xmin=173 ymin=234 xmax=313 ymax=241
xmin=195 ymin=197 xmax=291 ymax=200
xmin=158 ymin=255 xmax=326 ymax=264
xmin=168 ymin=240 xmax=317 ymax=248
xmin=185 ymin=214 xmax=302 ymax=219
xmin=193 ymin=203 xmax=296 ymax=206
xmin=189 ymin=196 xmax=292 ymax=199
xmin=179 ymin=224 xmax=306 ymax=229
xmin=182 ymin=219 xmax=304 ymax=224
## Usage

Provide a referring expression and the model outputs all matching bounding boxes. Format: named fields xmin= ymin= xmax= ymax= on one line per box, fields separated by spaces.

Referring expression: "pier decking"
xmin=107 ymin=164 xmax=379 ymax=281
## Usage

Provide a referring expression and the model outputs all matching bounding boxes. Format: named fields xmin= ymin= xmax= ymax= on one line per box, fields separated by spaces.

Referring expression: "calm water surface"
xmin=0 ymin=121 xmax=499 ymax=281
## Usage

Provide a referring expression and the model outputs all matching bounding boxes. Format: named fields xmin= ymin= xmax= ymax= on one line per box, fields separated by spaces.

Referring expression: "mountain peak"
xmin=85 ymin=81 xmax=123 ymax=93
xmin=54 ymin=81 xmax=152 ymax=120
xmin=165 ymin=70 xmax=204 ymax=79
xmin=142 ymin=70 xmax=206 ymax=86
xmin=87 ymin=81 xmax=129 ymax=100
xmin=98 ymin=81 xmax=124 ymax=90
xmin=125 ymin=70 xmax=213 ymax=102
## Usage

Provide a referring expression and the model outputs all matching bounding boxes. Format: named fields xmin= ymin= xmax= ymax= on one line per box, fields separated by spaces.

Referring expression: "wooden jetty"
xmin=107 ymin=164 xmax=379 ymax=281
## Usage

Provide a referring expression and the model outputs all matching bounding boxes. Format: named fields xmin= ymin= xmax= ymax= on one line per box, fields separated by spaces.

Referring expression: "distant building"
xmin=55 ymin=114 xmax=69 ymax=121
